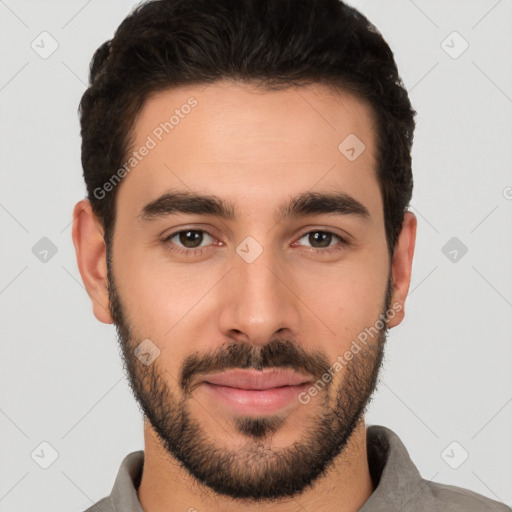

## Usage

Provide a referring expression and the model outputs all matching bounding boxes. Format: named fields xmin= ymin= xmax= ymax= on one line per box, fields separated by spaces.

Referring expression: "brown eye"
xmin=297 ymin=230 xmax=345 ymax=250
xmin=163 ymin=229 xmax=215 ymax=253
xmin=178 ymin=230 xmax=205 ymax=248
xmin=307 ymin=231 xmax=334 ymax=248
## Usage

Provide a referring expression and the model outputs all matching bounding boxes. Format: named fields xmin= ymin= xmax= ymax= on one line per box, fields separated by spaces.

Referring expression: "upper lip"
xmin=203 ymin=369 xmax=312 ymax=390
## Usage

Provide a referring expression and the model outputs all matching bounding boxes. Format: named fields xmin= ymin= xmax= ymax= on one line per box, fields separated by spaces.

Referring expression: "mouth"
xmin=202 ymin=368 xmax=313 ymax=390
xmin=200 ymin=369 xmax=313 ymax=414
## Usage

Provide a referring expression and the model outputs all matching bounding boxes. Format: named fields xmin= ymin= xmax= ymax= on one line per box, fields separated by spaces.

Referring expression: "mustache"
xmin=180 ymin=338 xmax=332 ymax=394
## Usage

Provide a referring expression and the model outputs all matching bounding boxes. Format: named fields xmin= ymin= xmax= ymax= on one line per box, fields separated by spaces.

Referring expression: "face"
xmin=75 ymin=79 xmax=416 ymax=501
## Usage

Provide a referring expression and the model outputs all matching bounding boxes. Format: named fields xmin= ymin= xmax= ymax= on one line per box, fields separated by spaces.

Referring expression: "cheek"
xmin=308 ymin=258 xmax=387 ymax=308
xmin=113 ymin=249 xmax=193 ymax=334
xmin=299 ymin=260 xmax=389 ymax=352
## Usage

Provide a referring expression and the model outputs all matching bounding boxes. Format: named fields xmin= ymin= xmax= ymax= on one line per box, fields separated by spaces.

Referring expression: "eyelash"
xmin=161 ymin=228 xmax=349 ymax=257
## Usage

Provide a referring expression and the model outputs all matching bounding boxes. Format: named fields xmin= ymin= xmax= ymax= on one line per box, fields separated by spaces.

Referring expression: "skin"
xmin=72 ymin=79 xmax=416 ymax=512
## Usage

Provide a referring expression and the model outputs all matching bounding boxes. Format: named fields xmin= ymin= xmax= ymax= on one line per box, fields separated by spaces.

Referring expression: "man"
xmin=71 ymin=0 xmax=511 ymax=510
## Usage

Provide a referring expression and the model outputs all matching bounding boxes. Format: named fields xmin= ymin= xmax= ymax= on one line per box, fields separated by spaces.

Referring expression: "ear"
xmin=387 ymin=211 xmax=417 ymax=328
xmin=71 ymin=199 xmax=113 ymax=324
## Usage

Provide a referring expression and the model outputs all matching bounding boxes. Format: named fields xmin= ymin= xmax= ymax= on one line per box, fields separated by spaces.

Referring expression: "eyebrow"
xmin=138 ymin=190 xmax=370 ymax=223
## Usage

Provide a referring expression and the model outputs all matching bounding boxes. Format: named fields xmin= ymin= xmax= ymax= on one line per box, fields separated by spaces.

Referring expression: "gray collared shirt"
xmin=84 ymin=424 xmax=511 ymax=511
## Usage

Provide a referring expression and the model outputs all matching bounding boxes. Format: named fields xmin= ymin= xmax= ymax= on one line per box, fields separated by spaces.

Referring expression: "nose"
xmin=217 ymin=243 xmax=301 ymax=346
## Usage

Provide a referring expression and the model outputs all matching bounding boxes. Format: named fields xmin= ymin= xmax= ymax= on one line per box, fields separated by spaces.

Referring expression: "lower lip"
xmin=201 ymin=382 xmax=310 ymax=415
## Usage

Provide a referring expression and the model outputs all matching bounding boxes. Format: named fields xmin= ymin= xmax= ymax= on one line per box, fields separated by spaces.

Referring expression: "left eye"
xmin=296 ymin=230 xmax=345 ymax=249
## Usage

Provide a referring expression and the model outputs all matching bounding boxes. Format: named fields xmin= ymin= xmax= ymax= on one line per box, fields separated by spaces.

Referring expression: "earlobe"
xmin=71 ymin=199 xmax=114 ymax=324
xmin=387 ymin=211 xmax=417 ymax=329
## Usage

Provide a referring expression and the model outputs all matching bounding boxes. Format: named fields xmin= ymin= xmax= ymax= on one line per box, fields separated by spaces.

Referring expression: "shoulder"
xmin=82 ymin=496 xmax=114 ymax=512
xmin=424 ymin=480 xmax=512 ymax=511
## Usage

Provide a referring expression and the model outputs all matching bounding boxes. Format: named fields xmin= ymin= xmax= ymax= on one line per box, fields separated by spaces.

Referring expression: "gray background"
xmin=0 ymin=0 xmax=511 ymax=510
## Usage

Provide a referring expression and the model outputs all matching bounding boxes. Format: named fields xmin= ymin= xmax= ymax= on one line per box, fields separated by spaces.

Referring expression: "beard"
xmin=106 ymin=250 xmax=393 ymax=502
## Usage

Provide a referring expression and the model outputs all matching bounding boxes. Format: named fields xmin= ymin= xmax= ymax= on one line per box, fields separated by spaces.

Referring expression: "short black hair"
xmin=78 ymin=0 xmax=416 ymax=257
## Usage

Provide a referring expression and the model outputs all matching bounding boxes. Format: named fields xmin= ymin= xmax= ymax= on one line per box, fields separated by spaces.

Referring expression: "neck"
xmin=137 ymin=417 xmax=374 ymax=512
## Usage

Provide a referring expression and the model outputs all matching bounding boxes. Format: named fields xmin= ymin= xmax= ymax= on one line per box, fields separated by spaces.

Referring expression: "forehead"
xmin=116 ymin=80 xmax=382 ymax=223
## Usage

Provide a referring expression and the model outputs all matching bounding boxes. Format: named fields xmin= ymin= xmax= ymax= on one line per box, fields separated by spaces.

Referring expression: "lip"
xmin=202 ymin=368 xmax=312 ymax=390
xmin=201 ymin=382 xmax=311 ymax=415
xmin=199 ymin=369 xmax=313 ymax=415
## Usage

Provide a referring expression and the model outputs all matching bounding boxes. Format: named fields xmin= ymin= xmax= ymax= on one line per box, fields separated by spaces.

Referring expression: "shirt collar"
xmin=110 ymin=450 xmax=144 ymax=512
xmin=360 ymin=425 xmax=435 ymax=511
xmin=107 ymin=424 xmax=434 ymax=511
